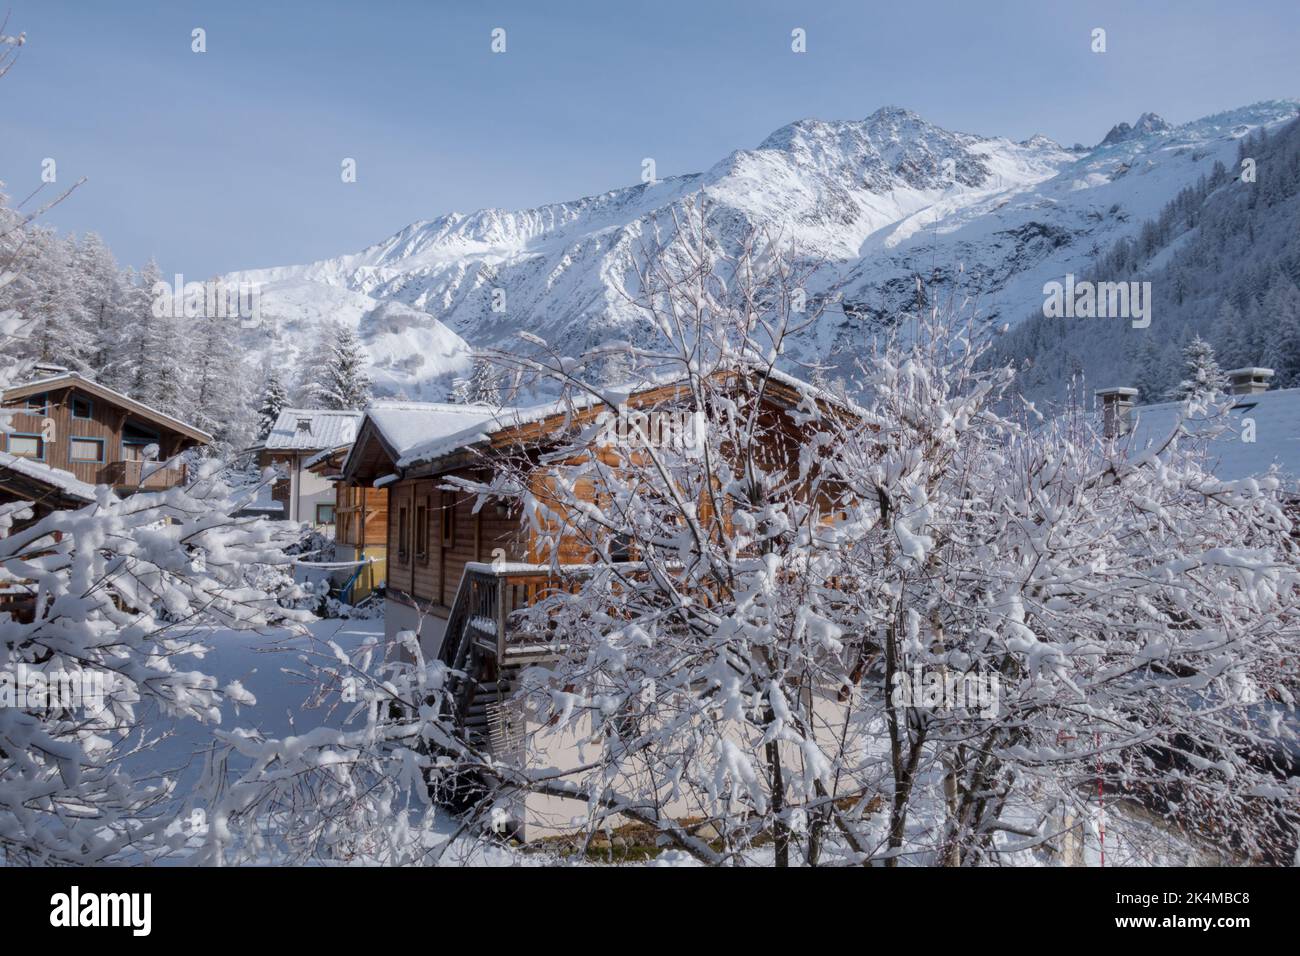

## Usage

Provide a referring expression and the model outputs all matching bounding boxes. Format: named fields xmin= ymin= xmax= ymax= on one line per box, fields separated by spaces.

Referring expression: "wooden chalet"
xmin=0 ymin=370 xmax=211 ymax=521
xmin=340 ymin=371 xmax=856 ymax=802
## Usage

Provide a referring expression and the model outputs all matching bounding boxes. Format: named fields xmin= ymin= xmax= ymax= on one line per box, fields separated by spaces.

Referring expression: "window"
xmin=8 ymin=434 xmax=43 ymax=459
xmin=70 ymin=437 xmax=105 ymax=463
xmin=440 ymin=491 xmax=456 ymax=547
xmin=25 ymin=393 xmax=47 ymax=414
xmin=610 ymin=532 xmax=632 ymax=562
xmin=415 ymin=499 xmax=429 ymax=563
xmin=72 ymin=395 xmax=93 ymax=419
xmin=316 ymin=504 xmax=335 ymax=525
xmin=122 ymin=422 xmax=160 ymax=460
xmin=397 ymin=506 xmax=409 ymax=562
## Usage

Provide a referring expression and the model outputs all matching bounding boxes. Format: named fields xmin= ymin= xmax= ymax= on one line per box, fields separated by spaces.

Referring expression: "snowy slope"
xmin=236 ymin=278 xmax=473 ymax=401
xmin=226 ymin=100 xmax=1300 ymax=391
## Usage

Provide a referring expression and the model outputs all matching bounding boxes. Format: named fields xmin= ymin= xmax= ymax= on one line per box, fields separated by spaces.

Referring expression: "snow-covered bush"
xmin=825 ymin=308 xmax=1300 ymax=865
xmin=193 ymin=628 xmax=463 ymax=865
xmin=0 ymin=466 xmax=313 ymax=863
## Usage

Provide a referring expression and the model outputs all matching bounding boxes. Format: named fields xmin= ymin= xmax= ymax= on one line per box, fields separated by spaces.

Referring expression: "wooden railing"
xmin=101 ymin=459 xmax=187 ymax=490
xmin=440 ymin=562 xmax=595 ymax=672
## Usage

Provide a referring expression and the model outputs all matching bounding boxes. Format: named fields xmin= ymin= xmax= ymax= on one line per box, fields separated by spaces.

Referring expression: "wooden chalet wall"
xmin=382 ymin=375 xmax=853 ymax=614
xmin=385 ymin=470 xmax=523 ymax=609
xmin=335 ymin=484 xmax=388 ymax=548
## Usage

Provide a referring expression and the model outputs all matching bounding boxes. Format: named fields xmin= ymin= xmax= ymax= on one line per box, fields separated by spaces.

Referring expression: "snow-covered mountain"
xmin=227 ymin=100 xmax=1300 ymax=395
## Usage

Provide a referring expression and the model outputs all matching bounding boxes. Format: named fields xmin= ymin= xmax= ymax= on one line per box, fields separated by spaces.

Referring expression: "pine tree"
xmin=1214 ymin=300 xmax=1252 ymax=370
xmin=188 ymin=312 xmax=253 ymax=456
xmin=96 ymin=264 xmax=135 ymax=392
xmin=125 ymin=259 xmax=167 ymax=401
xmin=1166 ymin=335 xmax=1229 ymax=401
xmin=73 ymin=231 xmax=122 ymax=382
xmin=292 ymin=321 xmax=339 ymax=406
xmin=1131 ymin=336 xmax=1170 ymax=405
xmin=451 ymin=356 xmax=502 ymax=407
xmin=1260 ymin=277 xmax=1300 ymax=388
xmin=310 ymin=323 xmax=372 ymax=410
xmin=13 ymin=228 xmax=91 ymax=371
xmin=256 ymin=371 xmax=288 ymax=439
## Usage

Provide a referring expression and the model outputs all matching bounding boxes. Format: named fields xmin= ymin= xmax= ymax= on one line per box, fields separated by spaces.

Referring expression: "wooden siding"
xmin=0 ymin=385 xmax=190 ymax=489
xmin=335 ymin=484 xmax=388 ymax=548
xmin=382 ymin=379 xmax=853 ymax=612
xmin=384 ymin=471 xmax=525 ymax=609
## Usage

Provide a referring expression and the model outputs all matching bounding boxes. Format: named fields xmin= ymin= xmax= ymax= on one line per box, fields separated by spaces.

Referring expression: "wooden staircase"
xmin=438 ymin=562 xmax=589 ymax=759
xmin=463 ymin=665 xmax=522 ymax=755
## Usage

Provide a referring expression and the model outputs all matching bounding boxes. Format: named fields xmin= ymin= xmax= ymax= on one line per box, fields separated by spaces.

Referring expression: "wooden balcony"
xmin=438 ymin=561 xmax=660 ymax=754
xmin=101 ymin=459 xmax=188 ymax=491
xmin=440 ymin=562 xmax=593 ymax=670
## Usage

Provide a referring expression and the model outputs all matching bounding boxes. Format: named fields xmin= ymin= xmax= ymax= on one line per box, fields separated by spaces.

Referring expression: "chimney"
xmin=1096 ymin=387 xmax=1138 ymax=438
xmin=296 ymin=416 xmax=313 ymax=434
xmin=1226 ymin=367 xmax=1273 ymax=396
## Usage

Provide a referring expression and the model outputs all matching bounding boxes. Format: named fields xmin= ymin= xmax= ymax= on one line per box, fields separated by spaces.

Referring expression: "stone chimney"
xmin=1096 ymin=387 xmax=1138 ymax=438
xmin=1225 ymin=367 xmax=1273 ymax=396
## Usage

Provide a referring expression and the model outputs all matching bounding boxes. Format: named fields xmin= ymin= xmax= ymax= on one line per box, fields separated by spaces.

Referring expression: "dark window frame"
xmin=315 ymin=503 xmax=335 ymax=525
xmin=25 ymin=393 xmax=48 ymax=415
xmin=71 ymin=395 xmax=94 ymax=420
xmin=415 ymin=497 xmax=429 ymax=564
xmin=397 ymin=505 xmax=410 ymax=563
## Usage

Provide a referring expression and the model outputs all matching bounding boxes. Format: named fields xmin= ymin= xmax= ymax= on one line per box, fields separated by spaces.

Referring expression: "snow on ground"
xmin=117 ymin=615 xmax=531 ymax=865
xmin=119 ymin=613 xmax=1213 ymax=867
xmin=122 ymin=617 xmax=384 ymax=821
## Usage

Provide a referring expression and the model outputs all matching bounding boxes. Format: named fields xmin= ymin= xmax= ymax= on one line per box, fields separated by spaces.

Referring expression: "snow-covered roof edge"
xmin=3 ymin=372 xmax=213 ymax=444
xmin=0 ymin=451 xmax=99 ymax=503
xmin=394 ymin=365 xmax=859 ymax=471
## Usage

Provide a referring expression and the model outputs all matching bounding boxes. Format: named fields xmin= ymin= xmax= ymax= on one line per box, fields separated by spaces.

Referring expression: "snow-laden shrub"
xmin=0 ymin=462 xmax=313 ymax=863
xmin=194 ymin=629 xmax=459 ymax=865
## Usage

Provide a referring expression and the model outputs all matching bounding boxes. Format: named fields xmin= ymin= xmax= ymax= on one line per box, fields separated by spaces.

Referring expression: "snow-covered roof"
xmin=303 ymin=445 xmax=349 ymax=470
xmin=393 ymin=367 xmax=856 ymax=471
xmin=3 ymin=371 xmax=213 ymax=444
xmin=263 ymin=408 xmax=364 ymax=452
xmin=396 ymin=398 xmax=588 ymax=469
xmin=0 ymin=451 xmax=99 ymax=503
xmin=1124 ymin=388 xmax=1300 ymax=484
xmin=365 ymin=400 xmax=499 ymax=459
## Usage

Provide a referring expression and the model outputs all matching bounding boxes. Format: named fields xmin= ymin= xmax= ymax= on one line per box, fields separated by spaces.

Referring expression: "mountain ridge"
xmin=227 ymin=99 xmax=1300 ymax=400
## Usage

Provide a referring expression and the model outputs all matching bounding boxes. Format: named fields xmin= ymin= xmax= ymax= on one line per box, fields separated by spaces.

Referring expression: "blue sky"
xmin=3 ymin=0 xmax=1298 ymax=276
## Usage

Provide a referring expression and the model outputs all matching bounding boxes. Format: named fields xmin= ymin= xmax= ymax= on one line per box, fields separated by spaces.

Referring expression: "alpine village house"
xmin=252 ymin=407 xmax=364 ymax=526
xmin=335 ymin=371 xmax=854 ymax=838
xmin=0 ymin=366 xmax=212 ymax=522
